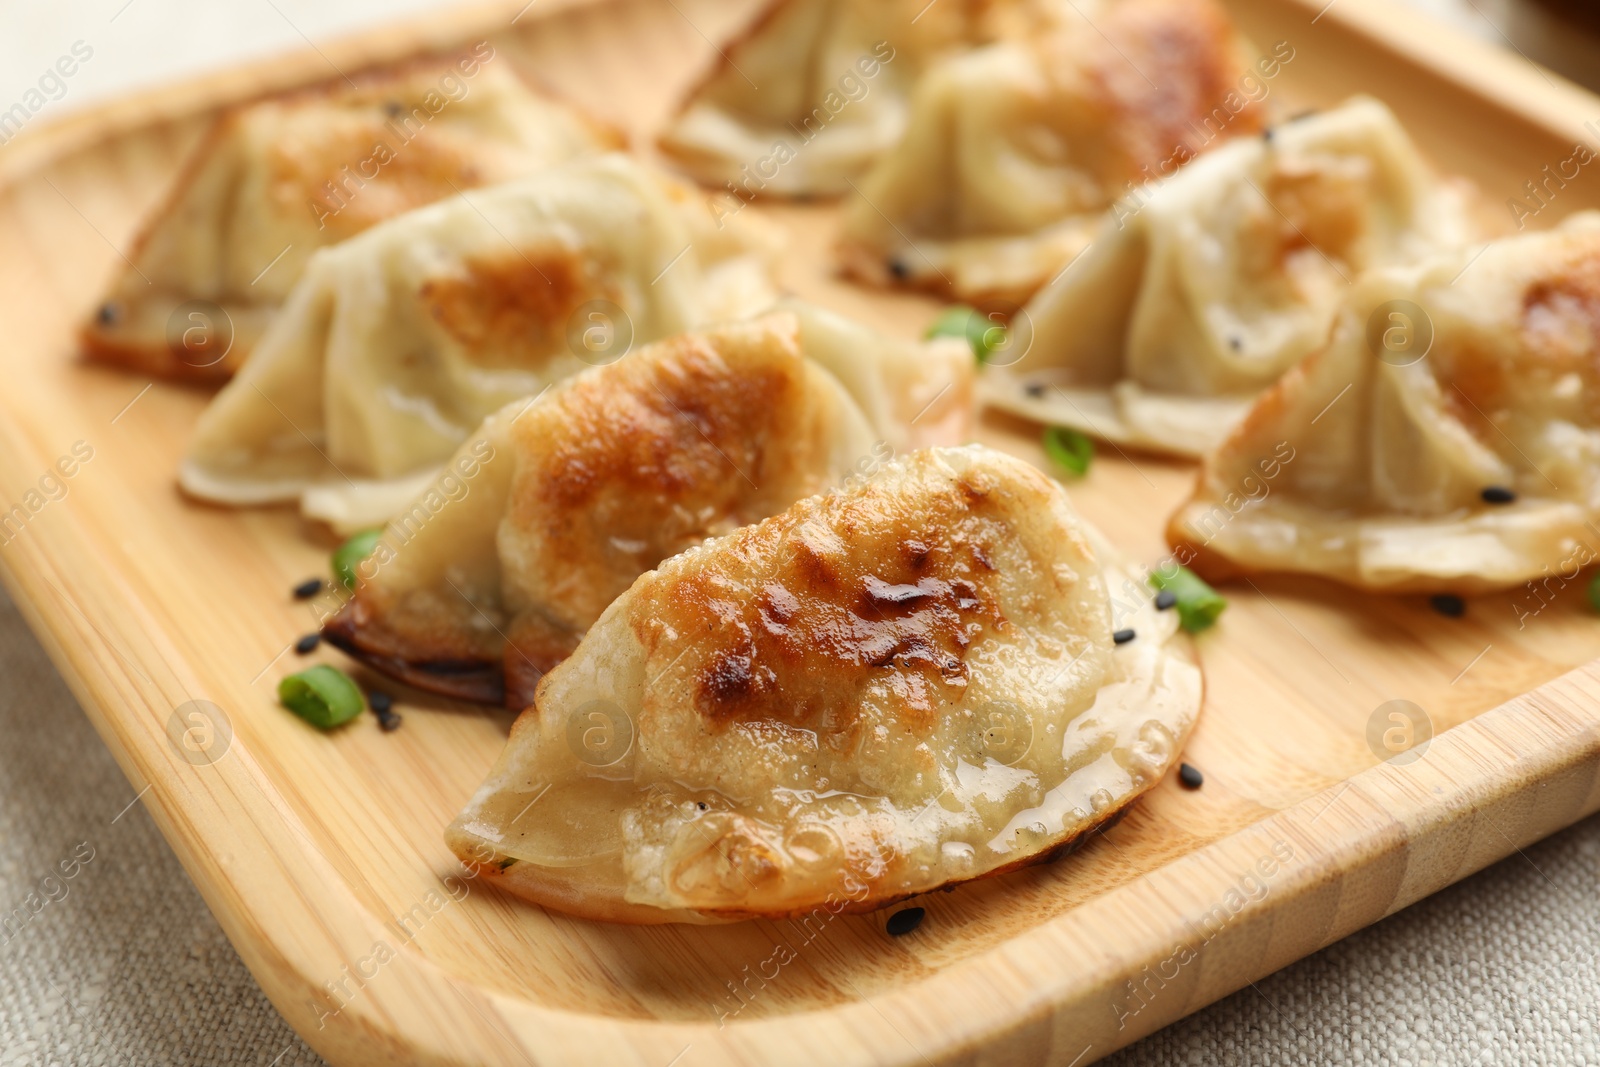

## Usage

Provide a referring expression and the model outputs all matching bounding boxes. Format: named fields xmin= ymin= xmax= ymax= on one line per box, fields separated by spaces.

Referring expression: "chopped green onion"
xmin=1149 ymin=565 xmax=1227 ymax=633
xmin=278 ymin=664 xmax=365 ymax=729
xmin=925 ymin=304 xmax=1006 ymax=364
xmin=1042 ymin=426 xmax=1094 ymax=477
xmin=1589 ymin=572 xmax=1600 ymax=614
xmin=332 ymin=528 xmax=383 ymax=590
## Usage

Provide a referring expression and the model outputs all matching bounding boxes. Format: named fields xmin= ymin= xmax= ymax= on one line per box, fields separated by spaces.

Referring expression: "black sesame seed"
xmin=1481 ymin=486 xmax=1516 ymax=505
xmin=1155 ymin=589 xmax=1178 ymax=611
xmin=697 ymin=801 xmax=708 ymax=810
xmin=887 ymin=257 xmax=911 ymax=280
xmin=1262 ymin=127 xmax=1275 ymax=143
xmin=95 ymin=301 xmax=120 ymax=326
xmin=1228 ymin=336 xmax=1242 ymax=351
xmin=1113 ymin=628 xmax=1136 ymax=645
xmin=886 ymin=907 xmax=925 ymax=936
xmin=1178 ymin=762 xmax=1203 ymax=790
xmin=292 ymin=577 xmax=323 ymax=600
xmin=376 ymin=708 xmax=403 ymax=732
xmin=1024 ymin=381 xmax=1047 ymax=398
xmin=294 ymin=633 xmax=320 ymax=655
xmin=367 ymin=690 xmax=393 ymax=714
xmin=1430 ymin=594 xmax=1466 ymax=618
xmin=383 ymin=100 xmax=404 ymax=117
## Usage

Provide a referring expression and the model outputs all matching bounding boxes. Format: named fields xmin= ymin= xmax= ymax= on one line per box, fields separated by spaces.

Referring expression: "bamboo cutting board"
xmin=4 ymin=0 xmax=1600 ymax=1064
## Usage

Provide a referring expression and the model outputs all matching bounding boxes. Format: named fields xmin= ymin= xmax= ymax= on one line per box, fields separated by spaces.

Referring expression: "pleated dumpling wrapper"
xmin=765 ymin=298 xmax=975 ymax=452
xmin=984 ymin=98 xmax=1477 ymax=458
xmin=81 ymin=50 xmax=620 ymax=382
xmin=321 ymin=310 xmax=974 ymax=707
xmin=836 ymin=0 xmax=1267 ymax=308
xmin=178 ymin=154 xmax=780 ymax=531
xmin=1168 ymin=212 xmax=1600 ymax=594
xmin=446 ymin=445 xmax=1201 ymax=923
xmin=656 ymin=0 xmax=1055 ymax=197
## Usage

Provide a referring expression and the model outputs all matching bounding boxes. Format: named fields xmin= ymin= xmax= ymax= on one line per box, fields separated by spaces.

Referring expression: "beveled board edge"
xmin=3 ymin=0 xmax=1600 ymax=1064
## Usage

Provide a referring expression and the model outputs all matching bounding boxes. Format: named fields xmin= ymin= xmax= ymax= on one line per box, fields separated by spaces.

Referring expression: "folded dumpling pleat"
xmin=767 ymin=298 xmax=974 ymax=451
xmin=656 ymin=0 xmax=1053 ymax=197
xmin=82 ymin=52 xmax=620 ymax=381
xmin=836 ymin=0 xmax=1264 ymax=307
xmin=445 ymin=444 xmax=1201 ymax=923
xmin=984 ymin=98 xmax=1476 ymax=456
xmin=178 ymin=155 xmax=780 ymax=529
xmin=1169 ymin=212 xmax=1600 ymax=593
xmin=322 ymin=310 xmax=974 ymax=707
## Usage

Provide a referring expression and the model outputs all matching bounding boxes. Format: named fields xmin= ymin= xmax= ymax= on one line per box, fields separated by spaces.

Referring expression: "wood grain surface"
xmin=3 ymin=0 xmax=1600 ymax=1064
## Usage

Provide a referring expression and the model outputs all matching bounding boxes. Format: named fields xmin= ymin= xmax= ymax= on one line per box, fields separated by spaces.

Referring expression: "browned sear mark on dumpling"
xmin=1089 ymin=0 xmax=1265 ymax=176
xmin=275 ymin=119 xmax=485 ymax=239
xmin=502 ymin=333 xmax=809 ymax=633
xmin=533 ymin=335 xmax=796 ymax=514
xmin=653 ymin=476 xmax=1012 ymax=737
xmin=1521 ymin=250 xmax=1600 ymax=366
xmin=419 ymin=249 xmax=616 ymax=368
xmin=1449 ymin=248 xmax=1600 ymax=432
xmin=321 ymin=592 xmax=507 ymax=705
xmin=320 ymin=316 xmax=862 ymax=710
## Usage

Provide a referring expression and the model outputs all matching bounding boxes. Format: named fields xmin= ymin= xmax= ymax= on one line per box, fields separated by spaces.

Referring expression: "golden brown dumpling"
xmin=82 ymin=50 xmax=619 ymax=381
xmin=321 ymin=310 xmax=971 ymax=707
xmin=1169 ymin=213 xmax=1600 ymax=593
xmin=836 ymin=0 xmax=1266 ymax=307
xmin=656 ymin=0 xmax=1054 ymax=197
xmin=446 ymin=445 xmax=1201 ymax=923
xmin=983 ymin=98 xmax=1477 ymax=457
xmin=177 ymin=154 xmax=778 ymax=531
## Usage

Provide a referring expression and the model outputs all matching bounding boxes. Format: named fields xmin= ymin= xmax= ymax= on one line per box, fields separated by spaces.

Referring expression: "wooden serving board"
xmin=5 ymin=0 xmax=1600 ymax=1064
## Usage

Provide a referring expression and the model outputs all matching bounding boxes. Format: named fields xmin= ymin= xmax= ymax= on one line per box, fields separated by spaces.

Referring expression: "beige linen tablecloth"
xmin=5 ymin=1 xmax=1600 ymax=1064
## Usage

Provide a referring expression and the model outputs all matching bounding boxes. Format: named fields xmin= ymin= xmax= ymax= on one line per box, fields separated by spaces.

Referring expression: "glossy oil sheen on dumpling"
xmin=446 ymin=445 xmax=1201 ymax=923
xmin=81 ymin=50 xmax=618 ymax=382
xmin=984 ymin=98 xmax=1476 ymax=457
xmin=656 ymin=0 xmax=1055 ymax=197
xmin=178 ymin=154 xmax=779 ymax=530
xmin=321 ymin=310 xmax=973 ymax=707
xmin=1169 ymin=212 xmax=1600 ymax=593
xmin=836 ymin=0 xmax=1264 ymax=307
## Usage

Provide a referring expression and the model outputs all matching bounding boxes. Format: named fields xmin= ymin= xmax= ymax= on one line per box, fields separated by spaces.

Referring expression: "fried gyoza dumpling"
xmin=769 ymin=298 xmax=974 ymax=451
xmin=836 ymin=0 xmax=1266 ymax=307
xmin=1168 ymin=213 xmax=1600 ymax=593
xmin=322 ymin=309 xmax=973 ymax=706
xmin=983 ymin=98 xmax=1477 ymax=457
xmin=82 ymin=51 xmax=620 ymax=382
xmin=445 ymin=445 xmax=1201 ymax=923
xmin=656 ymin=0 xmax=1054 ymax=197
xmin=177 ymin=155 xmax=779 ymax=530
